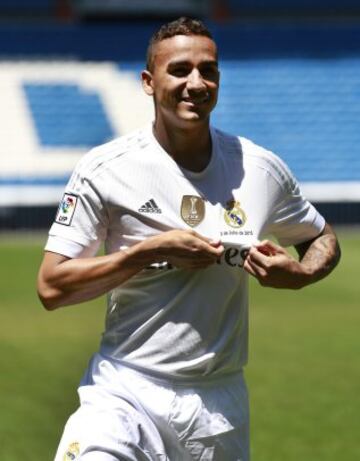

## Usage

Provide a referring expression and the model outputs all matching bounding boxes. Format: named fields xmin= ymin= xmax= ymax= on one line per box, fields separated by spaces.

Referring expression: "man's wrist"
xmin=121 ymin=238 xmax=160 ymax=270
xmin=296 ymin=261 xmax=316 ymax=288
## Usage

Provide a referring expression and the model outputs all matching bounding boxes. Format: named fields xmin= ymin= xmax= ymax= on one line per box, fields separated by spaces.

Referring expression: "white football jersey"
xmin=45 ymin=124 xmax=325 ymax=380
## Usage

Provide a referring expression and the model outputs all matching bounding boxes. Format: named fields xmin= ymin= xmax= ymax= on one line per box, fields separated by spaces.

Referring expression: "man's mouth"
xmin=182 ymin=95 xmax=209 ymax=105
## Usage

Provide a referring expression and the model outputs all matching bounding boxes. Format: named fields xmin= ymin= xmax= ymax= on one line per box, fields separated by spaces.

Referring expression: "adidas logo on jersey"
xmin=139 ymin=199 xmax=162 ymax=213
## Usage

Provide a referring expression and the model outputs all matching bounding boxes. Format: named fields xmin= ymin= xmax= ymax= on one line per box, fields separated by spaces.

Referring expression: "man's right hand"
xmin=129 ymin=229 xmax=224 ymax=270
xmin=38 ymin=229 xmax=223 ymax=310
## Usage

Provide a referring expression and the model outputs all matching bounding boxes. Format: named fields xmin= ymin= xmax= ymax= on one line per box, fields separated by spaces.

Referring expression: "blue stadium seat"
xmin=23 ymin=83 xmax=114 ymax=147
xmin=211 ymin=59 xmax=360 ymax=182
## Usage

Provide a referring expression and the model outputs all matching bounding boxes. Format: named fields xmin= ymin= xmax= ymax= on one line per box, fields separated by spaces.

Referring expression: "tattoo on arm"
xmin=296 ymin=225 xmax=341 ymax=284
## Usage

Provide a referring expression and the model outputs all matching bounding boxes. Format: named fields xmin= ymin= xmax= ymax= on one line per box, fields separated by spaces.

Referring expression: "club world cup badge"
xmin=224 ymin=200 xmax=247 ymax=228
xmin=63 ymin=442 xmax=80 ymax=460
xmin=181 ymin=195 xmax=205 ymax=227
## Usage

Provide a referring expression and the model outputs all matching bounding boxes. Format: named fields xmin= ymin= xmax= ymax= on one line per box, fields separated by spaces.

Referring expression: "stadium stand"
xmin=23 ymin=83 xmax=114 ymax=147
xmin=232 ymin=0 xmax=359 ymax=8
xmin=0 ymin=0 xmax=55 ymax=9
xmin=212 ymin=0 xmax=360 ymax=22
xmin=0 ymin=9 xmax=359 ymax=227
xmin=225 ymin=0 xmax=360 ymax=14
xmin=0 ymin=60 xmax=153 ymax=206
xmin=0 ymin=0 xmax=56 ymax=15
xmin=213 ymin=59 xmax=360 ymax=183
xmin=72 ymin=0 xmax=209 ymax=20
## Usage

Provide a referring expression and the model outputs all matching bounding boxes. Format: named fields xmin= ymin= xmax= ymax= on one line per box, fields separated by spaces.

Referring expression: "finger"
xmin=179 ymin=244 xmax=222 ymax=259
xmin=209 ymin=238 xmax=222 ymax=248
xmin=256 ymin=240 xmax=285 ymax=256
xmin=200 ymin=251 xmax=223 ymax=263
xmin=186 ymin=229 xmax=212 ymax=243
xmin=243 ymin=259 xmax=257 ymax=277
xmin=245 ymin=258 xmax=268 ymax=278
xmin=186 ymin=230 xmax=222 ymax=249
xmin=247 ymin=247 xmax=273 ymax=268
xmin=209 ymin=244 xmax=224 ymax=256
xmin=196 ymin=241 xmax=224 ymax=257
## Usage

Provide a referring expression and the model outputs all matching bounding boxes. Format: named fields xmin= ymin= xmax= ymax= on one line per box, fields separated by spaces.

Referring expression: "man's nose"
xmin=187 ymin=69 xmax=206 ymax=92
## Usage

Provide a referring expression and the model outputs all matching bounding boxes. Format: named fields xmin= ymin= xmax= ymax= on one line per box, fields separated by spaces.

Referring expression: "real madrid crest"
xmin=63 ymin=442 xmax=80 ymax=460
xmin=224 ymin=200 xmax=247 ymax=228
xmin=181 ymin=195 xmax=205 ymax=227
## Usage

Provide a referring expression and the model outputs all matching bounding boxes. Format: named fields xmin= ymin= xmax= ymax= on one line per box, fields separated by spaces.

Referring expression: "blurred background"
xmin=0 ymin=1 xmax=359 ymax=460
xmin=0 ymin=0 xmax=360 ymax=227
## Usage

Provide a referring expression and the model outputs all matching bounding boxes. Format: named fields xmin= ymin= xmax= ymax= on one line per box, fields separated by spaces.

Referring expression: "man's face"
xmin=143 ymin=34 xmax=220 ymax=128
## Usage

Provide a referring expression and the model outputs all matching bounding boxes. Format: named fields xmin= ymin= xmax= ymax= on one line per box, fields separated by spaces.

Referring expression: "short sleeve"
xmin=264 ymin=153 xmax=325 ymax=247
xmin=45 ymin=155 xmax=109 ymax=258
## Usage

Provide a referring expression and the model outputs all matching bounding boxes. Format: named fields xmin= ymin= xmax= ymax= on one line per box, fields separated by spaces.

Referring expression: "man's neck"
xmin=153 ymin=119 xmax=212 ymax=173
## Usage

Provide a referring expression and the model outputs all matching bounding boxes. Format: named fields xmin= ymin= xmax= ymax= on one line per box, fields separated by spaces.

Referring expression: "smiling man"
xmin=38 ymin=17 xmax=340 ymax=461
xmin=143 ymin=24 xmax=220 ymax=172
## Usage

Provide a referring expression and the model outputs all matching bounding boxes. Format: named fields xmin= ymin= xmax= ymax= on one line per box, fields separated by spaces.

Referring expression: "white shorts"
xmin=55 ymin=354 xmax=249 ymax=461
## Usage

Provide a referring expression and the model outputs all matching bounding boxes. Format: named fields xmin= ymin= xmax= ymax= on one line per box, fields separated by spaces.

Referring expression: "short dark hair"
xmin=146 ymin=17 xmax=214 ymax=71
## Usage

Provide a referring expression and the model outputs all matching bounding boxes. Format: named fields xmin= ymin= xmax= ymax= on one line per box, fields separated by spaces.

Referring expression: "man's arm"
xmin=243 ymin=223 xmax=341 ymax=289
xmin=37 ymin=230 xmax=224 ymax=310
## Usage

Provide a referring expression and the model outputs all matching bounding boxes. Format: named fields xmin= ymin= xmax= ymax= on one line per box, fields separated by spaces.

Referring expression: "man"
xmin=38 ymin=17 xmax=340 ymax=461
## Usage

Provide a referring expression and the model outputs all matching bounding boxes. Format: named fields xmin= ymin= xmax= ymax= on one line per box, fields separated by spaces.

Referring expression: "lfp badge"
xmin=55 ymin=193 xmax=78 ymax=226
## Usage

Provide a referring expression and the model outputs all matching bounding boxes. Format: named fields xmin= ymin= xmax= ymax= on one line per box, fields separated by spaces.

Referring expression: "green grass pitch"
xmin=0 ymin=230 xmax=359 ymax=460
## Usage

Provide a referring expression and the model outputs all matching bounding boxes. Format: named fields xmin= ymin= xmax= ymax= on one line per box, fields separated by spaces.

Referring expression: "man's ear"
xmin=141 ymin=70 xmax=154 ymax=96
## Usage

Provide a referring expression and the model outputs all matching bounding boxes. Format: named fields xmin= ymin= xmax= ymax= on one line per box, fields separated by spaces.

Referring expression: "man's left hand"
xmin=243 ymin=240 xmax=309 ymax=289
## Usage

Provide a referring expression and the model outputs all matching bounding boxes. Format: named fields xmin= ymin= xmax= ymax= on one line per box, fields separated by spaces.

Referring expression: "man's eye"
xmin=170 ymin=68 xmax=189 ymax=77
xmin=201 ymin=67 xmax=218 ymax=79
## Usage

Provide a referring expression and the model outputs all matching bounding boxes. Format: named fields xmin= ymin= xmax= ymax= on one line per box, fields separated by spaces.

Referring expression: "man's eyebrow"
xmin=167 ymin=59 xmax=218 ymax=68
xmin=200 ymin=60 xmax=219 ymax=67
xmin=167 ymin=60 xmax=192 ymax=69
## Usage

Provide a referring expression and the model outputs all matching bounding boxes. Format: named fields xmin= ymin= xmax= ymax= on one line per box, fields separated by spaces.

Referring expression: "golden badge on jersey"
xmin=63 ymin=442 xmax=80 ymax=460
xmin=181 ymin=195 xmax=205 ymax=227
xmin=224 ymin=200 xmax=247 ymax=228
